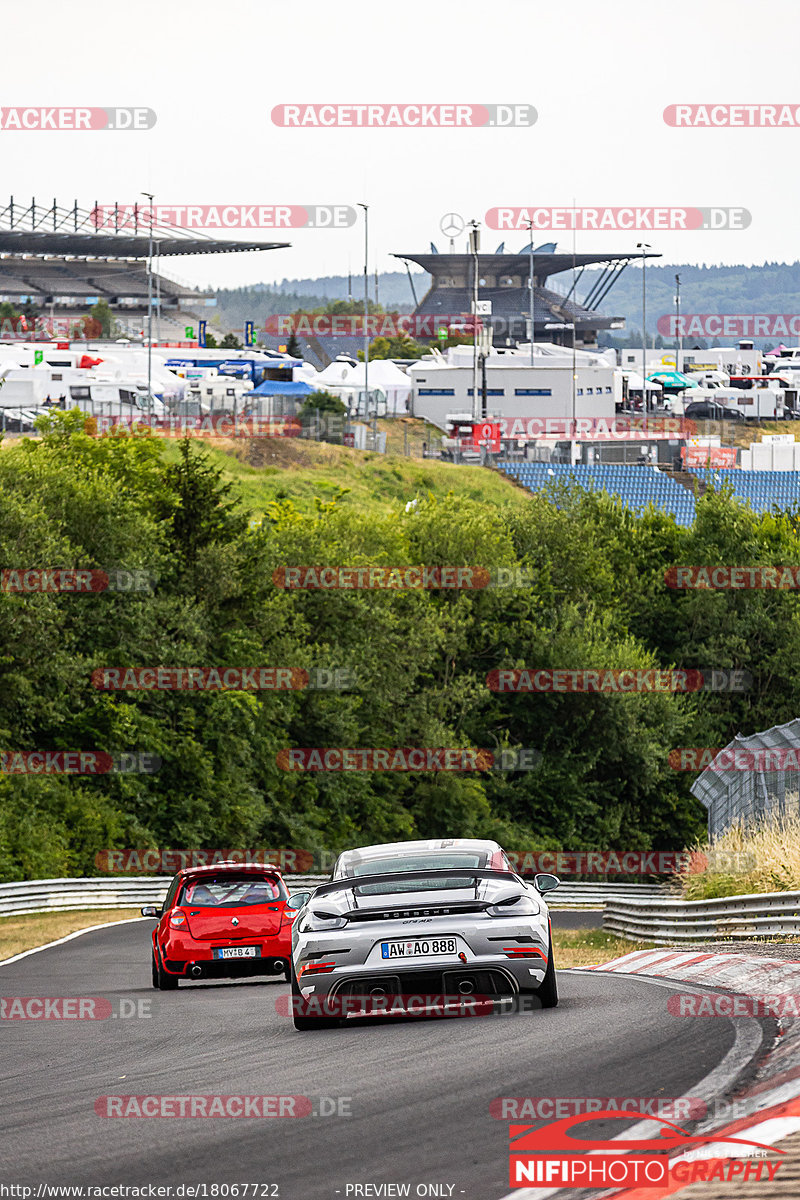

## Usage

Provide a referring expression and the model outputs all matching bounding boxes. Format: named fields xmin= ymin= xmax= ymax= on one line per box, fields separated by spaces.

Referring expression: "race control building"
xmin=393 ymin=244 xmax=660 ymax=349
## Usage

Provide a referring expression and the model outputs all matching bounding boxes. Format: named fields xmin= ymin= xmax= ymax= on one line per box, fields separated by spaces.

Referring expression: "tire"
xmin=151 ymin=950 xmax=160 ymax=990
xmin=155 ymin=945 xmax=179 ymax=990
xmin=533 ymin=943 xmax=558 ymax=1009
xmin=291 ymin=964 xmax=339 ymax=1031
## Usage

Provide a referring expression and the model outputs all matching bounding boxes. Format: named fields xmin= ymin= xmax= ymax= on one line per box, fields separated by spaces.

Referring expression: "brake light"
xmin=503 ymin=947 xmax=547 ymax=960
xmin=298 ymin=961 xmax=336 ymax=977
xmin=170 ymin=911 xmax=187 ymax=927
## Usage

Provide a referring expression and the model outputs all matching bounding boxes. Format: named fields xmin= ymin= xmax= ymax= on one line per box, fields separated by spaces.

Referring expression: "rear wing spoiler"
xmin=312 ymin=867 xmax=521 ymax=898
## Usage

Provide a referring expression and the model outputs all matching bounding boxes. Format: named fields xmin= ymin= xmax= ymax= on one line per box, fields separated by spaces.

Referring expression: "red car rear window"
xmin=178 ymin=876 xmax=285 ymax=906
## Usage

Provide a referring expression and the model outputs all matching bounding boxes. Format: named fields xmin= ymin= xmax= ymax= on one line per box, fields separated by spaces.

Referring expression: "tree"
xmin=159 ymin=439 xmax=248 ymax=572
xmin=300 ymin=390 xmax=347 ymax=417
xmin=285 ymin=332 xmax=301 ymax=358
xmin=0 ymin=301 xmax=22 ymax=337
xmin=357 ymin=334 xmax=426 ymax=360
xmin=87 ymin=299 xmax=118 ymax=339
xmin=220 ymin=332 xmax=242 ymax=349
xmin=203 ymin=330 xmax=218 ymax=349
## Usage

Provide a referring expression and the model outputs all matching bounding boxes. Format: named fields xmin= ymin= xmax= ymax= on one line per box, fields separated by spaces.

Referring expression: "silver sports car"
xmin=289 ymin=838 xmax=559 ymax=1030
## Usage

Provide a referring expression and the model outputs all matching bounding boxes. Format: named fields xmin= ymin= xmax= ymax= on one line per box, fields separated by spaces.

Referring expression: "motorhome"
xmin=182 ymin=375 xmax=253 ymax=414
xmin=0 ymin=367 xmax=166 ymax=419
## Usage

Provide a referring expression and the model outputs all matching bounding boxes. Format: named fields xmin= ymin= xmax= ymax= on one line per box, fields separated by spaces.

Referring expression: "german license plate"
xmin=381 ymin=938 xmax=457 ymax=959
xmin=213 ymin=946 xmax=260 ymax=960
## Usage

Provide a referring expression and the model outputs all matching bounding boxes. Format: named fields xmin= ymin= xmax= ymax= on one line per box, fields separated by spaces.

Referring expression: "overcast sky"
xmin=2 ymin=0 xmax=793 ymax=293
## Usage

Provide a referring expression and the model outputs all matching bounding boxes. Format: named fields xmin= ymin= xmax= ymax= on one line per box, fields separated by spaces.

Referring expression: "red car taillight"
xmin=503 ymin=947 xmax=547 ymax=960
xmin=298 ymin=961 xmax=336 ymax=977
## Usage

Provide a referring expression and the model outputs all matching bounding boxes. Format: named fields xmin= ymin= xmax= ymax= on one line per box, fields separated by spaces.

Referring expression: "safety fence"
xmin=604 ymin=890 xmax=800 ymax=943
xmin=0 ymin=876 xmax=329 ymax=917
xmin=0 ymin=876 xmax=669 ymax=917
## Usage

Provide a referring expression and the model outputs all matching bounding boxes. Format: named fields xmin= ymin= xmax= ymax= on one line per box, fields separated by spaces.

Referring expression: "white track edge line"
xmin=0 ymin=916 xmax=149 ymax=967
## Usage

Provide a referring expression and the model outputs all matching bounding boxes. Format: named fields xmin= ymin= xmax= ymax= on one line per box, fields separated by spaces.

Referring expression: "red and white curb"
xmin=506 ymin=949 xmax=800 ymax=1199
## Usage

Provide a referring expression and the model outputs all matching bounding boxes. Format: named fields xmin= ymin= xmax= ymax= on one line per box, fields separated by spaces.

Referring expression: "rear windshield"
xmin=349 ymin=854 xmax=488 ymax=894
xmin=178 ymin=876 xmax=286 ymax=906
xmin=351 ymin=852 xmax=486 ymax=876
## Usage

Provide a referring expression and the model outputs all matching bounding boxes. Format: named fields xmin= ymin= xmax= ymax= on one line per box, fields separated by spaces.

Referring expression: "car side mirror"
xmin=286 ymin=891 xmax=311 ymax=910
xmin=140 ymin=905 xmax=159 ymax=917
xmin=534 ymin=873 xmax=560 ymax=894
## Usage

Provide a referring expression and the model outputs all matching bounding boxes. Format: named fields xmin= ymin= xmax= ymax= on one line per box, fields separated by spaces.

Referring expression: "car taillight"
xmin=503 ymin=947 xmax=547 ymax=960
xmin=170 ymin=912 xmax=187 ymax=927
xmin=298 ymin=961 xmax=336 ymax=977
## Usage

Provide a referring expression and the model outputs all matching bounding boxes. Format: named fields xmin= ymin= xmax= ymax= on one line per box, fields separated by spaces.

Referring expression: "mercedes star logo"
xmin=440 ymin=212 xmax=465 ymax=239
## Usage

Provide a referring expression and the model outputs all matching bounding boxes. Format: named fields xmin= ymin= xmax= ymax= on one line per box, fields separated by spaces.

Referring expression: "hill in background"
xmin=213 ymin=262 xmax=800 ymax=348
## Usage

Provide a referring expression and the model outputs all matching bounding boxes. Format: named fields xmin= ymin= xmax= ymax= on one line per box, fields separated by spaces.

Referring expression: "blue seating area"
xmin=497 ymin=462 xmax=697 ymax=526
xmin=686 ymin=468 xmax=800 ymax=513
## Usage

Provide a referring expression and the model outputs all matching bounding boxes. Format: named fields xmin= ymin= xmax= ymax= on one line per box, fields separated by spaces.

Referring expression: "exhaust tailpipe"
xmin=458 ymin=979 xmax=475 ymax=995
xmin=369 ymin=986 xmax=388 ymax=998
xmin=190 ymin=964 xmax=203 ymax=979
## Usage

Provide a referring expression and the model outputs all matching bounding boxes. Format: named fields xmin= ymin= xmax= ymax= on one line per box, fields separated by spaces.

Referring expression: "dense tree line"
xmin=2 ymin=415 xmax=799 ymax=879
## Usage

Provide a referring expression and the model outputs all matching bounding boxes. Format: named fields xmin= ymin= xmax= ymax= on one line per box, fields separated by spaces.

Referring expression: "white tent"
xmin=622 ymin=370 xmax=662 ymax=392
xmin=314 ymin=358 xmax=412 ymax=416
xmin=293 ymin=361 xmax=321 ymax=386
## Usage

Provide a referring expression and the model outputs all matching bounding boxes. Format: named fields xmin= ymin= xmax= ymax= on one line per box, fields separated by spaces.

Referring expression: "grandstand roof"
xmin=0 ymin=199 xmax=289 ymax=260
xmin=393 ymin=250 xmax=660 ymax=282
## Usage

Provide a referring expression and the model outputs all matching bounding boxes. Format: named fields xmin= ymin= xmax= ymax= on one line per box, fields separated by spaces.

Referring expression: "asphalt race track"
xmin=548 ymin=910 xmax=603 ymax=930
xmin=0 ymin=920 xmax=774 ymax=1199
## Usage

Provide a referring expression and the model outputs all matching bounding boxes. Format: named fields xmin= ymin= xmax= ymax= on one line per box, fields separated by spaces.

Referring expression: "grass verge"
xmin=0 ymin=908 xmax=143 ymax=962
xmin=679 ymin=813 xmax=800 ymax=900
xmin=552 ymin=927 xmax=655 ymax=968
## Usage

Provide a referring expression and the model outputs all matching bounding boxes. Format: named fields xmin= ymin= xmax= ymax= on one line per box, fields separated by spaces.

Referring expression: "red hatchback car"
xmin=142 ymin=862 xmax=311 ymax=988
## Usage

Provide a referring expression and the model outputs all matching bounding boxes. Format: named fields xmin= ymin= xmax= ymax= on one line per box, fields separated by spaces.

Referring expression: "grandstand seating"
xmin=0 ymin=256 xmax=205 ymax=306
xmin=497 ymin=462 xmax=697 ymax=526
xmin=686 ymin=468 xmax=800 ymax=513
